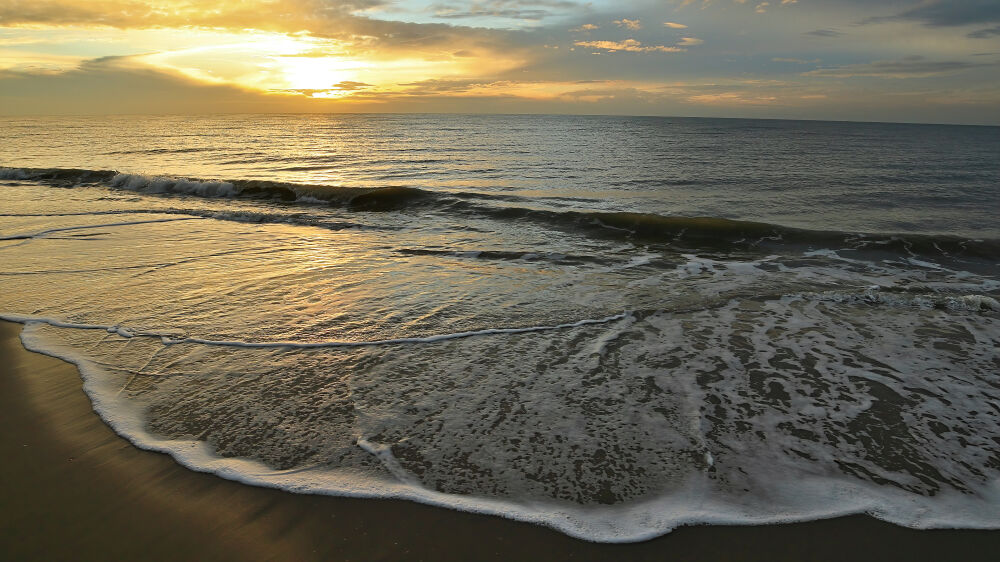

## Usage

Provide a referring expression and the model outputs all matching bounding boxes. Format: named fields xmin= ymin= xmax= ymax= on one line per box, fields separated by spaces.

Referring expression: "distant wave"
xmin=4 ymin=166 xmax=998 ymax=259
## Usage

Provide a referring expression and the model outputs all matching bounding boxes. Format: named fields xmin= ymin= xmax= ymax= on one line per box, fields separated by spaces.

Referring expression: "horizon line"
xmin=1 ymin=111 xmax=997 ymax=128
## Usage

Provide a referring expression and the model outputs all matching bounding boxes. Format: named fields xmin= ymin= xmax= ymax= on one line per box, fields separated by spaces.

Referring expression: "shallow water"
xmin=1 ymin=114 xmax=998 ymax=541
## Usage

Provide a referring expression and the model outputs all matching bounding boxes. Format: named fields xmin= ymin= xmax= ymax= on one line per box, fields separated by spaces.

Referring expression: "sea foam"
xmin=2 ymin=148 xmax=999 ymax=542
xmin=4 ymin=293 xmax=999 ymax=542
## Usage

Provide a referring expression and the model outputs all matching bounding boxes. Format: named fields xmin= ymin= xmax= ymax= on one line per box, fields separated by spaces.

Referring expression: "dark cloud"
xmin=968 ymin=26 xmax=1000 ymax=39
xmin=805 ymin=57 xmax=990 ymax=78
xmin=0 ymin=55 xmax=310 ymax=114
xmin=433 ymin=8 xmax=551 ymax=21
xmin=773 ymin=58 xmax=821 ymax=64
xmin=395 ymin=77 xmax=495 ymax=94
xmin=866 ymin=0 xmax=1000 ymax=27
xmin=804 ymin=28 xmax=845 ymax=37
xmin=332 ymin=80 xmax=373 ymax=90
xmin=430 ymin=0 xmax=582 ymax=21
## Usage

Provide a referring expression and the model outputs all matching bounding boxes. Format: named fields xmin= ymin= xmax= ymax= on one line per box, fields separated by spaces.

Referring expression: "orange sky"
xmin=1 ymin=1 xmax=999 ymax=123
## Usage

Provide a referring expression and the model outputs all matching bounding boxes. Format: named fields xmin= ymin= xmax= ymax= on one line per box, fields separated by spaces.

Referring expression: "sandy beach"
xmin=2 ymin=319 xmax=998 ymax=561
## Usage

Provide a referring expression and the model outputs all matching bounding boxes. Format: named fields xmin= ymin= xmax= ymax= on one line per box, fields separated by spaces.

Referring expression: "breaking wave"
xmin=3 ymin=157 xmax=1000 ymax=543
xmin=5 ymin=166 xmax=999 ymax=261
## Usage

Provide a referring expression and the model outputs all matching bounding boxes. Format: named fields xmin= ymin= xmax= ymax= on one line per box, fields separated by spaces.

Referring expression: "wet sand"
xmin=2 ymin=319 xmax=998 ymax=561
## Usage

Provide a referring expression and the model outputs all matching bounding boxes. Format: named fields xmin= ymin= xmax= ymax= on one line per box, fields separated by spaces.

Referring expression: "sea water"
xmin=0 ymin=114 xmax=998 ymax=541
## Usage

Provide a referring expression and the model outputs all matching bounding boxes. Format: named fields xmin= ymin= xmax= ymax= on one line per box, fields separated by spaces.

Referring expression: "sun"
xmin=120 ymin=28 xmax=523 ymax=101
xmin=139 ymin=30 xmax=368 ymax=93
xmin=268 ymin=53 xmax=368 ymax=92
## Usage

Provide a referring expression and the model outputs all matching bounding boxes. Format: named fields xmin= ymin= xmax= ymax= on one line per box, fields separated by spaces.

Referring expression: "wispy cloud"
xmin=804 ymin=28 xmax=844 ymax=37
xmin=431 ymin=0 xmax=581 ymax=21
xmin=773 ymin=57 xmax=820 ymax=64
xmin=864 ymin=0 xmax=1000 ymax=27
xmin=969 ymin=26 xmax=1000 ymax=39
xmin=806 ymin=57 xmax=990 ymax=78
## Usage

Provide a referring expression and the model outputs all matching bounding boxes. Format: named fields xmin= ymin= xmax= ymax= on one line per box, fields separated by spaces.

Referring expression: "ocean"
xmin=1 ymin=114 xmax=998 ymax=542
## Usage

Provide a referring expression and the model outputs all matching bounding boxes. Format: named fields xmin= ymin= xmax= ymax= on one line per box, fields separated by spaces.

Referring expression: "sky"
xmin=1 ymin=0 xmax=999 ymax=123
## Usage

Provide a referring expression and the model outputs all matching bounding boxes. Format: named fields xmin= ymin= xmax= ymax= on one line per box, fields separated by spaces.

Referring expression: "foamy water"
xmin=1 ymin=115 xmax=998 ymax=541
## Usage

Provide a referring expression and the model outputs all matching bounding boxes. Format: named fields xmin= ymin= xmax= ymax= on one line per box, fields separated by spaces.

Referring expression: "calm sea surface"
xmin=1 ymin=114 xmax=998 ymax=541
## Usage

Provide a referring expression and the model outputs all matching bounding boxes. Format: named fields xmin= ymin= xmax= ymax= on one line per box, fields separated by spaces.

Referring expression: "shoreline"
xmin=2 ymin=319 xmax=999 ymax=561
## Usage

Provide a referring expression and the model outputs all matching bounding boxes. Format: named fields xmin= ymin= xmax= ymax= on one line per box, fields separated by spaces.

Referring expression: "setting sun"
xmin=138 ymin=31 xmax=366 ymax=93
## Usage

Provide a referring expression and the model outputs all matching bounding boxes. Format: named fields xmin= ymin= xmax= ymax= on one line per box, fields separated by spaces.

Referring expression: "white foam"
xmin=799 ymin=288 xmax=1000 ymax=313
xmin=907 ymin=257 xmax=944 ymax=270
xmin=295 ymin=195 xmax=328 ymax=205
xmin=110 ymin=173 xmax=237 ymax=198
xmin=0 ymin=311 xmax=630 ymax=348
xmin=0 ymin=316 xmax=689 ymax=542
xmin=0 ymin=312 xmax=629 ymax=349
xmin=163 ymin=313 xmax=630 ymax=348
xmin=953 ymin=294 xmax=1000 ymax=312
xmin=619 ymin=254 xmax=657 ymax=270
xmin=2 ymin=177 xmax=999 ymax=543
xmin=586 ymin=311 xmax=636 ymax=356
xmin=4 ymin=298 xmax=999 ymax=543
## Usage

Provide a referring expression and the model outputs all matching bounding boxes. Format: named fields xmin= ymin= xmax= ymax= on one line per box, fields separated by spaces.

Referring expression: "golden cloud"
xmin=574 ymin=39 xmax=685 ymax=53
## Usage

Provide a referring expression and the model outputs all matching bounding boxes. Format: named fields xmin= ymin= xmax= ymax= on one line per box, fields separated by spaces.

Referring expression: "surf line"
xmin=0 ymin=312 xmax=631 ymax=349
xmin=0 ymin=217 xmax=205 ymax=240
xmin=0 ymin=210 xmax=170 ymax=218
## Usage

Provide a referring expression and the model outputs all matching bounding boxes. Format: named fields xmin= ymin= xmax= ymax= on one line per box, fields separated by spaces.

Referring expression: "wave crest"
xmin=5 ymin=166 xmax=999 ymax=259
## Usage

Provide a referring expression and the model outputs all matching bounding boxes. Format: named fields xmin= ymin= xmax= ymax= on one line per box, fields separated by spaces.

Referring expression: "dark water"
xmin=0 ymin=115 xmax=998 ymax=541
xmin=2 ymin=114 xmax=998 ymax=236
